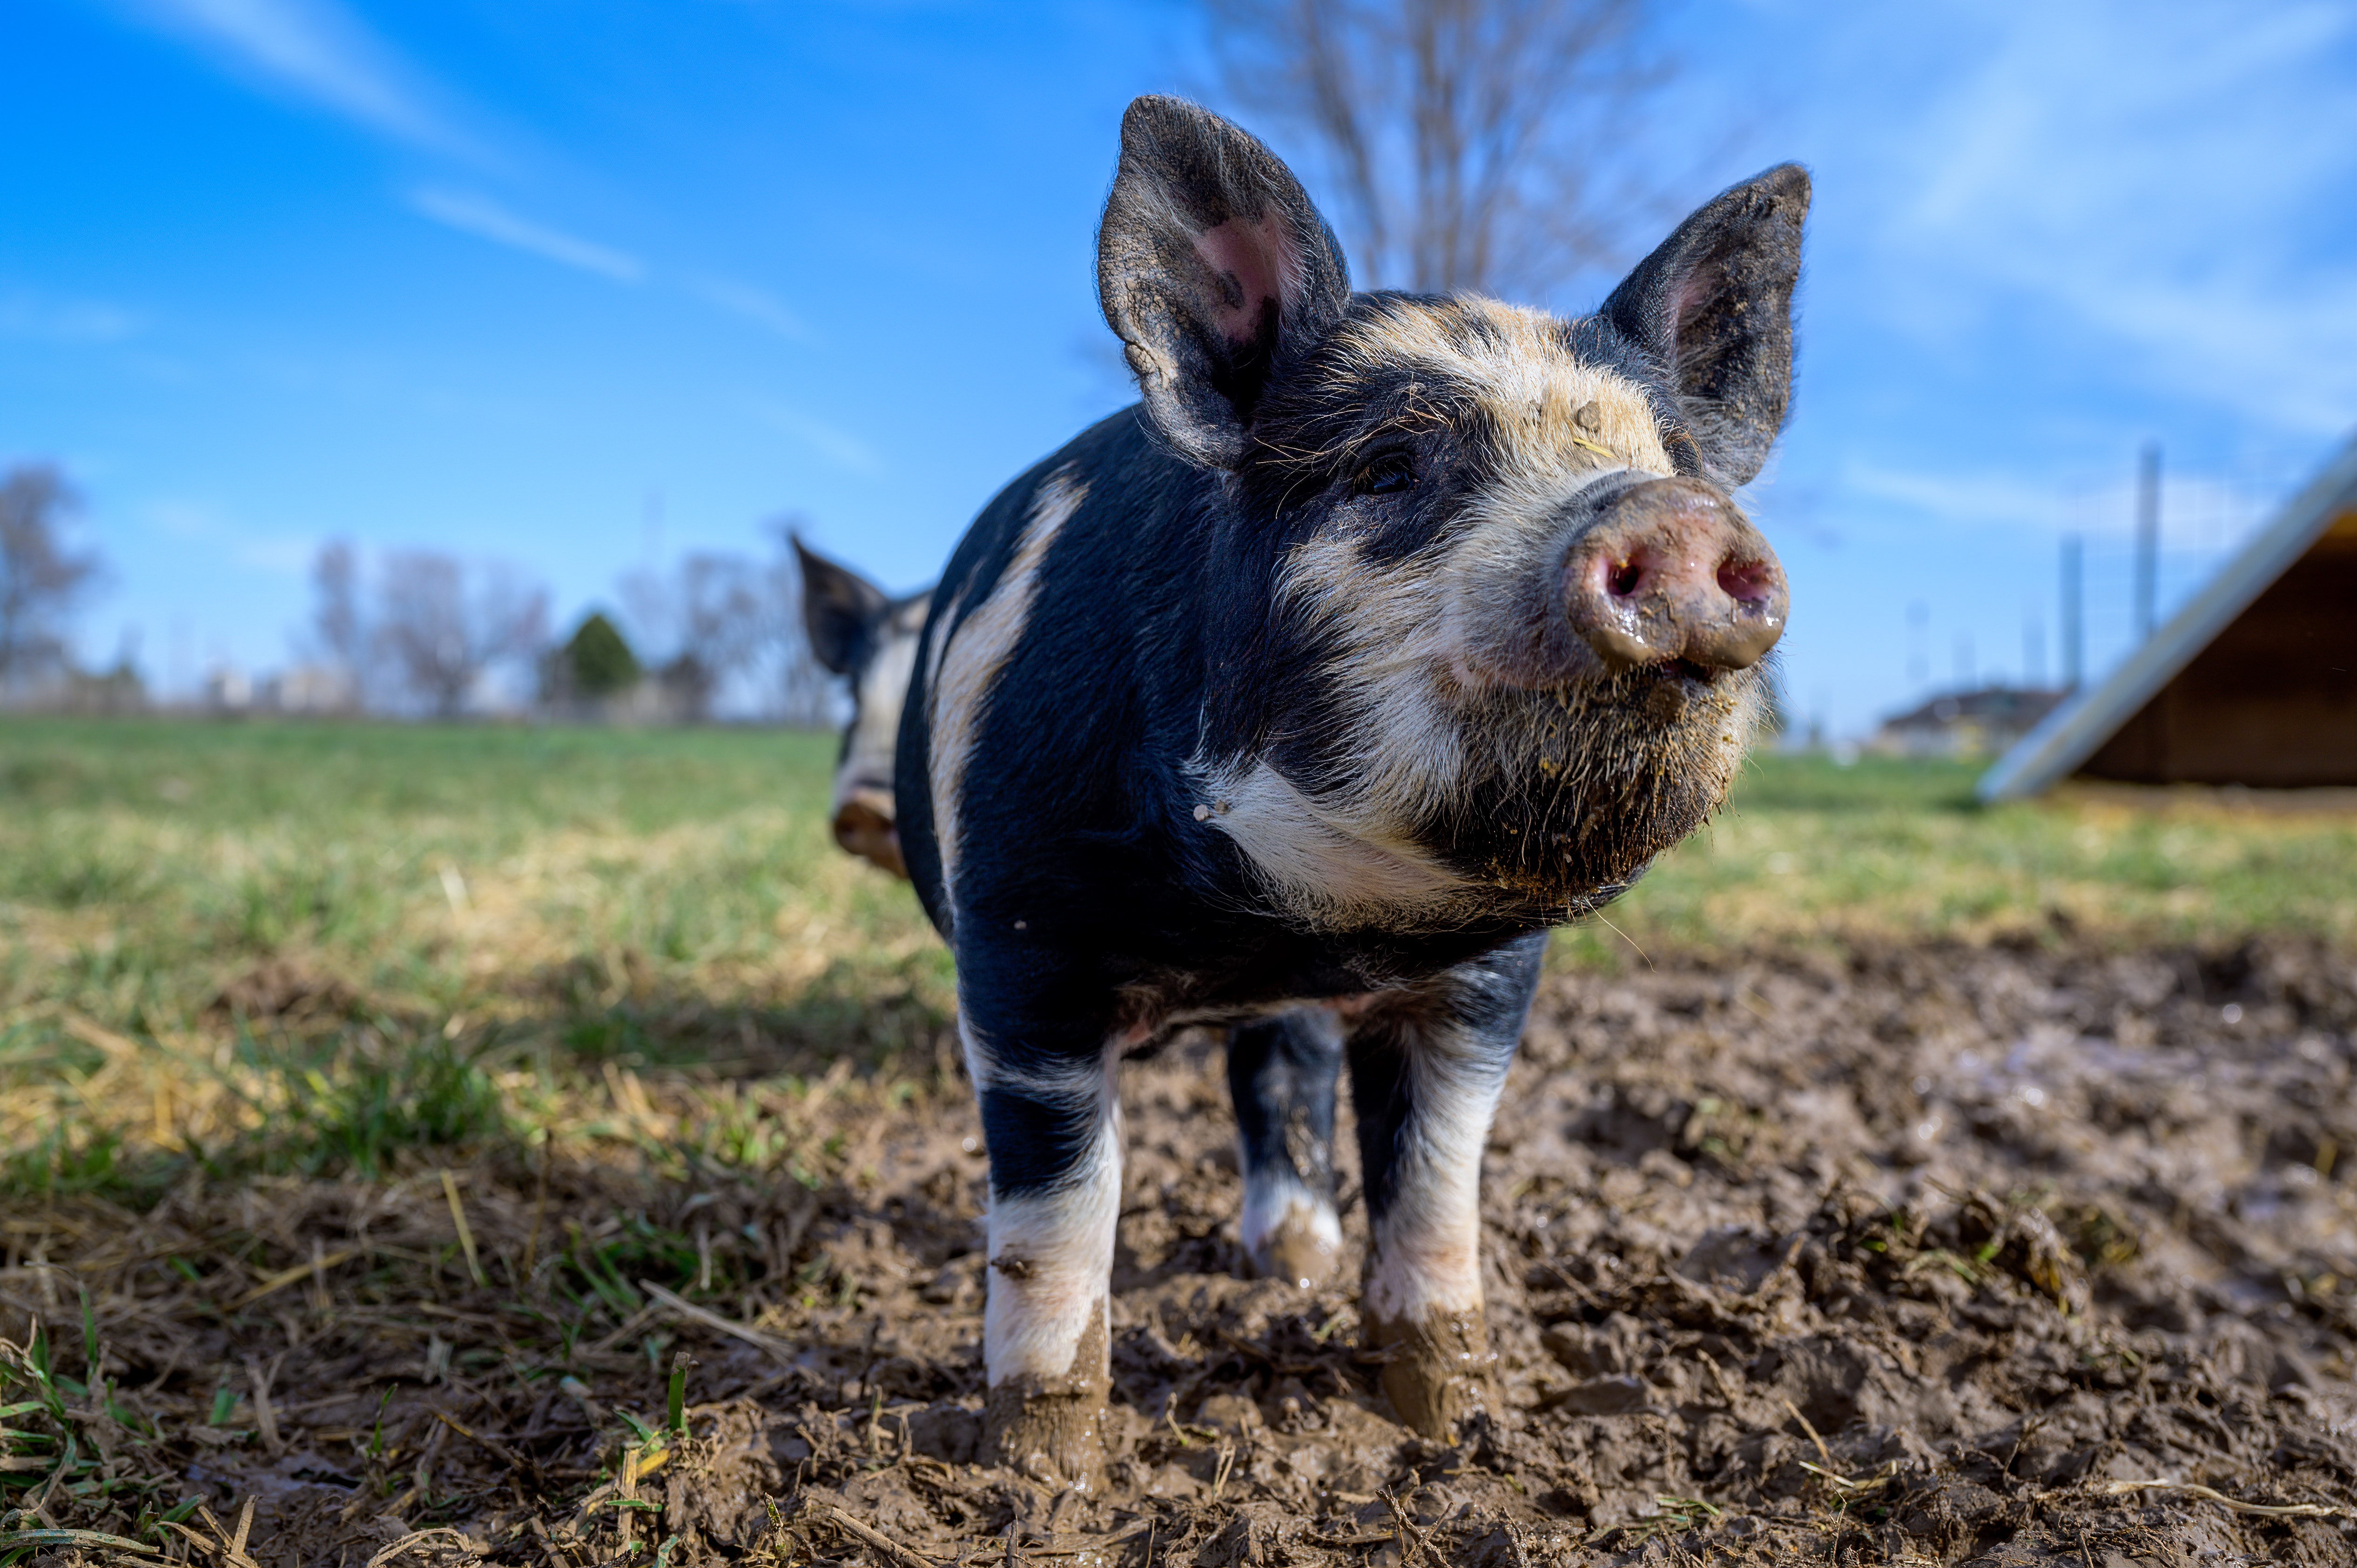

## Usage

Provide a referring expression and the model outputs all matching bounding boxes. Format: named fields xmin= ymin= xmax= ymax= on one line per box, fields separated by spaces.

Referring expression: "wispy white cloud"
xmin=0 ymin=290 xmax=145 ymax=344
xmin=755 ymin=403 xmax=882 ymax=474
xmin=125 ymin=0 xmax=470 ymax=155
xmin=146 ymin=499 xmax=314 ymax=575
xmin=1872 ymin=1 xmax=2357 ymax=435
xmin=689 ymin=276 xmax=808 ymax=341
xmin=408 ymin=188 xmax=645 ymax=283
xmin=1842 ymin=457 xmax=2288 ymax=559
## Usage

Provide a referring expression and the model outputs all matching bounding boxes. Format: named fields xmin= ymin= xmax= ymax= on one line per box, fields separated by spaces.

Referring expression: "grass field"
xmin=0 ymin=716 xmax=2352 ymax=1561
xmin=5 ymin=714 xmax=2355 ymax=1208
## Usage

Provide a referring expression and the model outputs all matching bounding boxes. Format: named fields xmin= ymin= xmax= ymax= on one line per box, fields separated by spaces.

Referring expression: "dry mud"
xmin=11 ymin=935 xmax=2357 ymax=1565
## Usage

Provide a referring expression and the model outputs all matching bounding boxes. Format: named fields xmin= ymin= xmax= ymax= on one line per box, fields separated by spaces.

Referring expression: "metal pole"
xmin=2134 ymin=442 xmax=2161 ymax=642
xmin=2060 ymin=534 xmax=2083 ymax=691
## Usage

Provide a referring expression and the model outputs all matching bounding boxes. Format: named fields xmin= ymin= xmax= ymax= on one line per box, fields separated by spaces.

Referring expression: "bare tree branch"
xmin=373 ymin=552 xmax=548 ymax=718
xmin=1207 ymin=0 xmax=1680 ymax=302
xmin=308 ymin=540 xmax=368 ymax=709
xmin=619 ymin=551 xmax=776 ymax=721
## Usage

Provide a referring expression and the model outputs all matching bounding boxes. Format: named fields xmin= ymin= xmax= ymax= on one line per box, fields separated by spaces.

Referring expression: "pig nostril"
xmin=1606 ymin=560 xmax=1642 ymax=597
xmin=1717 ymin=559 xmax=1773 ymax=604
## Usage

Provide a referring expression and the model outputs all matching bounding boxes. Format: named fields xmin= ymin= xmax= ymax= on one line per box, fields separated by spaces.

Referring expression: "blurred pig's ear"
xmin=794 ymin=536 xmax=889 ymax=676
xmin=1602 ymin=164 xmax=1809 ymax=488
xmin=1098 ymin=95 xmax=1350 ymax=468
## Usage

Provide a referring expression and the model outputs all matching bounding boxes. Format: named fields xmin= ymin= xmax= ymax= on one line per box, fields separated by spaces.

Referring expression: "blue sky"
xmin=5 ymin=0 xmax=2354 ymax=733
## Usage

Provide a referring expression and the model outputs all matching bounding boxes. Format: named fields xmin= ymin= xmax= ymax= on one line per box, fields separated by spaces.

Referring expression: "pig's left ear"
xmin=1602 ymin=164 xmax=1810 ymax=488
xmin=794 ymin=536 xmax=889 ymax=676
xmin=1098 ymin=95 xmax=1351 ymax=469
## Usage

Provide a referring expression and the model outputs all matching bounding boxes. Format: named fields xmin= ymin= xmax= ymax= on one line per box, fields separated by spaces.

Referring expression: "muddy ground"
xmin=7 ymin=933 xmax=2357 ymax=1566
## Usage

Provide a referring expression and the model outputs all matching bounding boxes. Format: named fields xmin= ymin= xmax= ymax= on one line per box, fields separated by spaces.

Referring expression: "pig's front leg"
xmin=963 ymin=1006 xmax=1125 ymax=1488
xmin=1346 ymin=933 xmax=1547 ymax=1437
xmin=1228 ymin=1009 xmax=1345 ymax=1287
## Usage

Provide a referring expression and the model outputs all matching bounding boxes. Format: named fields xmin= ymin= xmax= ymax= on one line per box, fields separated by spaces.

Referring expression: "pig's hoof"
xmin=983 ymin=1380 xmax=1108 ymax=1491
xmin=1367 ymin=1310 xmax=1495 ymax=1438
xmin=1248 ymin=1210 xmax=1341 ymax=1289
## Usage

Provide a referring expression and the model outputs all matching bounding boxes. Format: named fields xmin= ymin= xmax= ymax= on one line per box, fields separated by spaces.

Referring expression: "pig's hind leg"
xmin=1227 ymin=1009 xmax=1346 ymax=1287
xmin=1346 ymin=933 xmax=1547 ymax=1437
xmin=964 ymin=1012 xmax=1125 ymax=1488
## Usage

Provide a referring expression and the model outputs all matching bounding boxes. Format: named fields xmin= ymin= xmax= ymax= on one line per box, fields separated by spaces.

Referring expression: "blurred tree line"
xmin=304 ymin=524 xmax=836 ymax=725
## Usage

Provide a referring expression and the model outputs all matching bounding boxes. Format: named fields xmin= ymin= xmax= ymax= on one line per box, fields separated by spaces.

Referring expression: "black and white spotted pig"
xmin=896 ymin=97 xmax=1803 ymax=1485
xmin=795 ymin=537 xmax=931 ymax=879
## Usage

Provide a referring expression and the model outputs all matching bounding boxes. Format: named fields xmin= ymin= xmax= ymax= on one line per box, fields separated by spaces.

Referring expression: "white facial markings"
xmin=968 ymin=1020 xmax=1127 ymax=1386
xmin=832 ymin=611 xmax=922 ymax=812
xmin=926 ymin=466 xmax=1088 ymax=929
xmin=1361 ymin=1017 xmax=1512 ymax=1326
xmin=1192 ymin=301 xmax=1697 ymax=928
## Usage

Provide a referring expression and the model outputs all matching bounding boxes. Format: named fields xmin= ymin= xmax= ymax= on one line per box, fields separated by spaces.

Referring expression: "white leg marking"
xmin=1362 ymin=1026 xmax=1507 ymax=1324
xmin=969 ymin=1023 xmax=1125 ymax=1385
xmin=1239 ymin=1166 xmax=1342 ymax=1265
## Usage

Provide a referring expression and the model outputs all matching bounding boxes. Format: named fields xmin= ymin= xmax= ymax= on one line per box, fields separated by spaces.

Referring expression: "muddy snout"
xmin=831 ymin=786 xmax=907 ymax=878
xmin=1563 ymin=478 xmax=1787 ymax=673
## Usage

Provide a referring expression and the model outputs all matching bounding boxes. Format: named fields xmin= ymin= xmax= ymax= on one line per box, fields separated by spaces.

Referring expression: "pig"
xmin=794 ymin=536 xmax=931 ymax=878
xmin=896 ymin=96 xmax=1802 ymax=1485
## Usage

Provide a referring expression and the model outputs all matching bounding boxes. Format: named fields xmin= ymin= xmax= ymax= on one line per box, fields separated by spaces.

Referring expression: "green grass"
xmin=1566 ymin=750 xmax=2357 ymax=961
xmin=0 ymin=715 xmax=946 ymax=1030
xmin=1 ymin=716 xmax=2351 ymax=1200
xmin=0 ymin=716 xmax=949 ymax=1201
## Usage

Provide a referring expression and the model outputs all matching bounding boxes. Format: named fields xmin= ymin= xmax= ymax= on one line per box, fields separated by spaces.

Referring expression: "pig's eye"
xmin=1353 ymin=451 xmax=1416 ymax=497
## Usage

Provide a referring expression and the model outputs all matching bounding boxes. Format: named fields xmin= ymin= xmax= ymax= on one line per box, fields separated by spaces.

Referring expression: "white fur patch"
xmin=1360 ymin=1020 xmax=1511 ymax=1325
xmin=969 ymin=1021 xmax=1126 ymax=1386
xmin=927 ymin=466 xmax=1087 ymax=928
xmin=832 ymin=615 xmax=921 ymax=812
xmin=1239 ymin=1169 xmax=1342 ymax=1275
xmin=1193 ymin=757 xmax=1469 ymax=927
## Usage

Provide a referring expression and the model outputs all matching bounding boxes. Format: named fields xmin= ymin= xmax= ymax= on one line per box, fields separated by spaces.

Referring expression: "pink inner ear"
xmin=1670 ymin=262 xmax=1722 ymax=340
xmin=1193 ymin=213 xmax=1294 ymax=350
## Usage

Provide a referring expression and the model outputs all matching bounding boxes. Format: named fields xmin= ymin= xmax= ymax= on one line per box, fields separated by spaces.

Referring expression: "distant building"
xmin=1982 ymin=432 xmax=2357 ymax=799
xmin=203 ymin=665 xmax=253 ymax=712
xmin=1872 ymin=687 xmax=2067 ymax=760
xmin=262 ymin=665 xmax=357 ymax=713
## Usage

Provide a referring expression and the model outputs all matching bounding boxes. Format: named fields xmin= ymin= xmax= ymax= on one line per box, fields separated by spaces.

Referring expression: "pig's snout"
xmin=832 ymin=786 xmax=906 ymax=878
xmin=1563 ymin=478 xmax=1787 ymax=674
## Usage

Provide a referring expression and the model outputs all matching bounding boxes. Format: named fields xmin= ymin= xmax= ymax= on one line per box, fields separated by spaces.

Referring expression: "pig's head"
xmin=796 ymin=536 xmax=930 ymax=880
xmin=1098 ymin=97 xmax=1805 ymax=929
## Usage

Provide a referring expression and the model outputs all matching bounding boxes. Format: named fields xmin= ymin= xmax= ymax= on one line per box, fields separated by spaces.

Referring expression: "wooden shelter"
xmin=1980 ymin=435 xmax=2357 ymax=800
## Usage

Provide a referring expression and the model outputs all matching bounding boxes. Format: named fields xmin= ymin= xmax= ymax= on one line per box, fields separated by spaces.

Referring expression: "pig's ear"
xmin=794 ymin=536 xmax=889 ymax=676
xmin=1098 ymin=95 xmax=1351 ymax=468
xmin=1602 ymin=163 xmax=1810 ymax=488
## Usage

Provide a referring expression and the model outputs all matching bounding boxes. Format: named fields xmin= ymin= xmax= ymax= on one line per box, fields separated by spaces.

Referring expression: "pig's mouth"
xmin=1433 ymin=659 xmax=1765 ymax=914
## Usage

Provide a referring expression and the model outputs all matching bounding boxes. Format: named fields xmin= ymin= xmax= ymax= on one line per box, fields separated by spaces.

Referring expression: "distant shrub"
xmin=561 ymin=611 xmax=642 ymax=699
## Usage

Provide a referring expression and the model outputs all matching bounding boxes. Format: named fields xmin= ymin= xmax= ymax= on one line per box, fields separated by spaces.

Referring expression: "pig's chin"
xmin=1433 ymin=660 xmax=1761 ymax=916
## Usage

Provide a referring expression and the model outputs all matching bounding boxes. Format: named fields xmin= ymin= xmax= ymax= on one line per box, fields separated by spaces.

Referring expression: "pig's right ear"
xmin=1098 ymin=95 xmax=1351 ymax=468
xmin=794 ymin=537 xmax=889 ymax=676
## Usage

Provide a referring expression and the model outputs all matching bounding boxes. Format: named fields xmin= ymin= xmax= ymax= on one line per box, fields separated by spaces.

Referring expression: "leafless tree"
xmin=309 ymin=539 xmax=369 ymax=709
xmin=622 ymin=551 xmax=774 ymax=721
xmin=1208 ymin=0 xmax=1679 ymax=302
xmin=0 ymin=465 xmax=105 ymax=693
xmin=373 ymin=551 xmax=549 ymax=718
